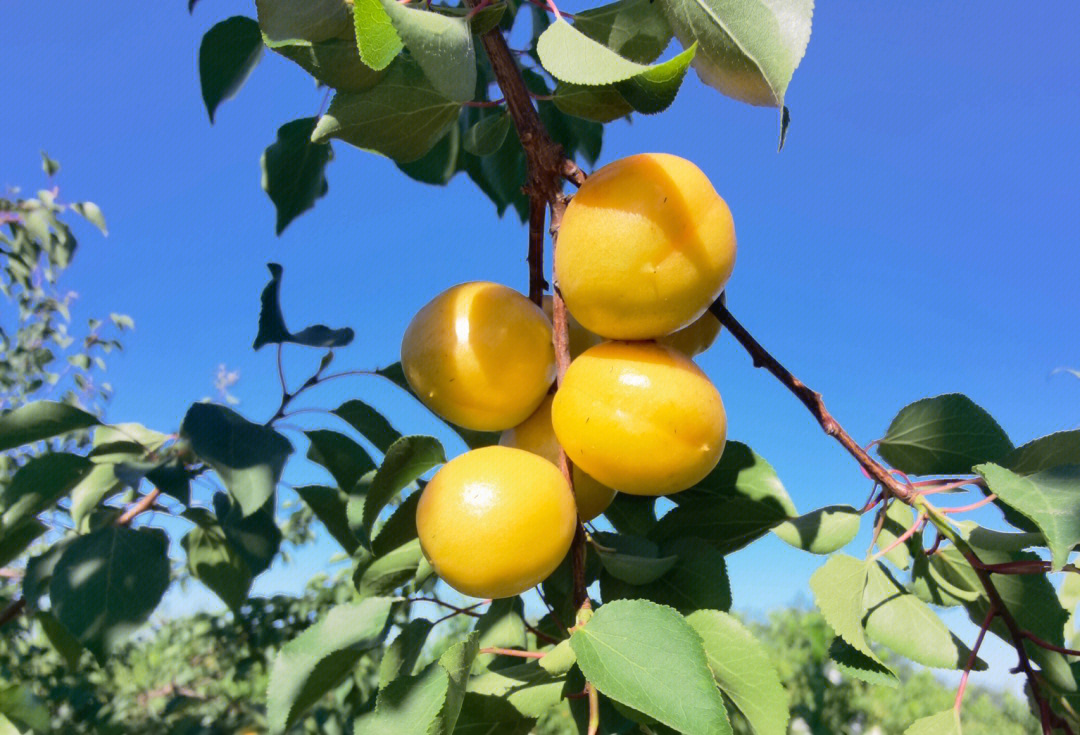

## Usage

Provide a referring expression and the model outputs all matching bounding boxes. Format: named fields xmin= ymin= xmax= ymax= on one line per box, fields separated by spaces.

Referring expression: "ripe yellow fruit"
xmin=401 ymin=282 xmax=556 ymax=431
xmin=542 ymin=295 xmax=602 ymax=358
xmin=552 ymin=341 xmax=726 ymax=496
xmin=657 ymin=309 xmax=722 ymax=357
xmin=499 ymin=395 xmax=616 ymax=521
xmin=555 ymin=153 xmax=736 ymax=340
xmin=416 ymin=445 xmax=577 ymax=599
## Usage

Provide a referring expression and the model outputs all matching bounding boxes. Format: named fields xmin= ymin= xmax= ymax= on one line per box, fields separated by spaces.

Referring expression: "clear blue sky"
xmin=3 ymin=0 xmax=1078 ymax=692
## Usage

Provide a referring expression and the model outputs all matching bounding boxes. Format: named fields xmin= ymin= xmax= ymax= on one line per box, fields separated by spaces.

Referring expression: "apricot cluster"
xmin=404 ymin=153 xmax=735 ymax=599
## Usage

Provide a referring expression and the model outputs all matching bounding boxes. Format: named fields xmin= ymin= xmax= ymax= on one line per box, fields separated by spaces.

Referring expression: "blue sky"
xmin=3 ymin=0 xmax=1078 ymax=693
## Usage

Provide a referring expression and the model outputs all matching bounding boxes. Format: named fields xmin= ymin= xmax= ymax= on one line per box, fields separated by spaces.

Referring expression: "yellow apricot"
xmin=401 ymin=282 xmax=556 ymax=431
xmin=499 ymin=395 xmax=616 ymax=521
xmin=415 ymin=445 xmax=576 ymax=599
xmin=551 ymin=341 xmax=726 ymax=496
xmin=657 ymin=309 xmax=722 ymax=357
xmin=555 ymin=153 xmax=736 ymax=340
xmin=541 ymin=295 xmax=602 ymax=359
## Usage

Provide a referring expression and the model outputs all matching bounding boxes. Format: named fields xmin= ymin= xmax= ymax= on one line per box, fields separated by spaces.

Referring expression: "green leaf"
xmin=182 ymin=522 xmax=253 ymax=611
xmin=305 ymin=429 xmax=376 ymax=492
xmin=686 ymin=610 xmax=789 ymax=735
xmin=372 ymin=489 xmax=421 ymax=555
xmin=553 ymin=83 xmax=633 ymax=123
xmin=312 ymin=57 xmax=463 ymax=162
xmin=672 ymin=441 xmax=796 ymax=514
xmin=772 ymin=504 xmax=860 ymax=554
xmin=0 ymin=401 xmax=99 ymax=452
xmin=466 ymin=659 xmax=565 ymax=718
xmin=70 ymin=463 xmax=121 ymax=532
xmin=379 ymin=617 xmax=434 ymax=687
xmin=0 ymin=453 xmax=91 ymax=531
xmin=592 ymin=532 xmax=678 ymax=585
xmin=40 ymin=151 xmax=60 ymax=176
xmin=256 ymin=0 xmax=353 ymax=44
xmin=571 ymin=599 xmax=731 ymax=735
xmin=877 ymin=394 xmax=1013 ymax=475
xmin=615 ymin=43 xmax=696 ymax=114
xmin=451 ymin=693 xmax=535 ymax=734
xmin=572 ymin=0 xmax=674 ymax=63
xmin=22 ymin=538 xmax=74 ymax=610
xmin=863 ymin=561 xmax=981 ymax=670
xmin=474 ymin=597 xmax=527 ymax=668
xmin=254 ymin=263 xmax=354 ymax=347
xmin=378 ymin=0 xmax=476 ymax=102
xmin=266 ymin=597 xmax=394 ymax=734
xmin=956 ymin=522 xmax=1044 ymax=554
xmin=353 ymin=0 xmax=404 ymax=70
xmin=268 ymin=36 xmax=385 ymax=91
xmin=295 ymin=484 xmax=360 ymax=553
xmin=603 ymin=494 xmax=656 ymax=537
xmin=397 ymin=123 xmax=462 ymax=185
xmin=976 ymin=462 xmax=1080 ymax=570
xmin=145 ymin=461 xmax=192 ymax=505
xmin=71 ymin=201 xmax=108 ymax=235
xmin=211 ymin=492 xmax=282 ymax=576
xmin=875 ymin=500 xmax=916 ymax=570
xmin=538 ymin=639 xmax=576 ymax=675
xmin=463 ymin=113 xmax=512 ymax=157
xmin=362 ymin=435 xmax=444 ymax=542
xmin=355 ymin=632 xmax=479 ymax=735
xmin=905 ymin=709 xmax=962 ymax=735
xmin=601 ymin=536 xmax=730 ymax=614
xmin=261 ymin=121 xmax=335 ymax=236
xmin=538 ymin=19 xmax=653 ymax=85
xmin=0 ymin=517 xmax=46 ymax=568
xmin=650 ymin=494 xmax=788 ymax=554
xmin=333 ymin=399 xmax=401 ymax=454
xmin=199 ymin=16 xmax=263 ymax=123
xmin=354 ymin=538 xmax=424 ymax=596
xmin=0 ymin=683 xmax=49 ymax=733
xmin=1005 ymin=430 xmax=1080 ymax=475
xmin=809 ymin=554 xmax=882 ymax=665
xmin=36 ymin=610 xmax=84 ymax=668
xmin=656 ymin=0 xmax=812 ymax=108
xmin=49 ymin=526 xmax=170 ymax=663
xmin=827 ymin=637 xmax=897 ymax=688
xmin=180 ymin=402 xmax=293 ymax=517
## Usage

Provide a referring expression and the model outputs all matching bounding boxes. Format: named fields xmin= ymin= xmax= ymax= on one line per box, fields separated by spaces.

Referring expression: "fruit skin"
xmin=555 ymin=153 xmax=736 ymax=340
xmin=657 ymin=310 xmax=721 ymax=357
xmin=552 ymin=341 xmax=726 ymax=496
xmin=401 ymin=282 xmax=556 ymax=431
xmin=499 ymin=395 xmax=617 ymax=521
xmin=415 ymin=445 xmax=577 ymax=599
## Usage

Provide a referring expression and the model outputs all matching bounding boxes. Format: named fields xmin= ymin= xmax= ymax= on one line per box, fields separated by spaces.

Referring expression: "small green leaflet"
xmin=473 ymin=597 xmax=527 ymax=669
xmin=463 ymin=113 xmax=512 ymax=157
xmin=361 ymin=435 xmax=445 ymax=542
xmin=253 ymin=263 xmax=354 ymax=346
xmin=827 ymin=637 xmax=897 ymax=688
xmin=573 ymin=0 xmax=674 ymax=63
xmin=976 ymin=462 xmax=1080 ymax=570
xmin=1005 ymin=429 xmax=1080 ymax=475
xmin=0 ymin=400 xmax=99 ymax=452
xmin=554 ymin=84 xmax=633 ymax=123
xmin=333 ymin=398 xmax=402 ymax=454
xmin=686 ymin=610 xmax=789 ymax=735
xmin=905 ymin=709 xmax=962 ymax=735
xmin=353 ymin=538 xmax=425 ymax=596
xmin=199 ymin=16 xmax=263 ymax=123
xmin=592 ymin=531 xmax=678 ymax=585
xmin=295 ymin=485 xmax=360 ymax=553
xmin=312 ymin=58 xmax=463 ymax=163
xmin=877 ymin=393 xmax=1013 ymax=475
xmin=570 ymin=599 xmax=732 ymax=735
xmin=261 ymin=120 xmax=334 ymax=236
xmin=875 ymin=500 xmax=915 ymax=570
xmin=378 ymin=618 xmax=433 ymax=687
xmin=772 ymin=504 xmax=860 ymax=554
xmin=616 ymin=44 xmax=697 ymax=114
xmin=599 ymin=536 xmax=731 ymax=614
xmin=378 ymin=0 xmax=476 ymax=103
xmin=182 ymin=521 xmax=253 ymax=612
xmin=656 ymin=0 xmax=812 ymax=108
xmin=266 ymin=598 xmax=394 ymax=733
xmin=353 ymin=0 xmax=404 ymax=70
xmin=466 ymin=659 xmax=565 ymax=718
xmin=305 ymin=429 xmax=376 ymax=491
xmin=809 ymin=554 xmax=882 ymax=666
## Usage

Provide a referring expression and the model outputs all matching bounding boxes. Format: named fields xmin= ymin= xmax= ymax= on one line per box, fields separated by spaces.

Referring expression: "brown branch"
xmin=527 ymin=196 xmax=548 ymax=305
xmin=713 ymin=296 xmax=1072 ymax=733
xmin=0 ymin=598 xmax=26 ymax=627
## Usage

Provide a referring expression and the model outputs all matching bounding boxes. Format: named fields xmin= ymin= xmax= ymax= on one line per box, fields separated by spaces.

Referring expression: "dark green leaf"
xmin=69 ymin=464 xmax=121 ymax=532
xmin=256 ymin=0 xmax=353 ymax=44
xmin=254 ymin=263 xmax=353 ymax=347
xmin=199 ymin=16 xmax=263 ymax=123
xmin=182 ymin=522 xmax=253 ymax=611
xmin=650 ymin=494 xmax=788 ymax=554
xmin=452 ymin=693 xmax=535 ymax=734
xmin=145 ymin=461 xmax=192 ymax=506
xmin=0 ymin=453 xmax=91 ymax=531
xmin=474 ymin=597 xmax=527 ymax=668
xmin=603 ymin=494 xmax=656 ymax=536
xmin=41 ymin=151 xmax=60 ymax=176
xmin=36 ymin=610 xmax=84 ymax=669
xmin=772 ymin=505 xmax=859 ymax=554
xmin=467 ymin=658 xmax=565 ymax=718
xmin=312 ymin=57 xmax=462 ymax=163
xmin=1005 ymin=430 xmax=1080 ymax=475
xmin=827 ymin=637 xmax=897 ymax=688
xmin=397 ymin=123 xmax=462 ymax=185
xmin=49 ymin=526 xmax=171 ymax=663
xmin=553 ymin=83 xmax=633 ymax=123
xmin=305 ymin=429 xmax=376 ymax=492
xmin=22 ymin=538 xmax=75 ymax=610
xmin=371 ymin=489 xmax=421 ymax=555
xmin=672 ymin=441 xmax=796 ymax=514
xmin=0 ymin=401 xmax=99 ymax=452
xmin=377 ymin=362 xmax=501 ymax=448
xmin=212 ymin=492 xmax=282 ymax=576
xmin=180 ymin=402 xmax=293 ymax=516
xmin=0 ymin=518 xmax=46 ymax=567
xmin=592 ymin=531 xmax=677 ymax=585
xmin=600 ymin=537 xmax=730 ymax=615
xmin=615 ymin=43 xmax=696 ymax=114
xmin=362 ymin=435 xmax=444 ymax=542
xmin=379 ymin=617 xmax=434 ymax=687
xmin=261 ymin=121 xmax=335 ymax=236
xmin=295 ymin=484 xmax=359 ymax=553
xmin=877 ymin=394 xmax=1013 ymax=475
xmin=571 ymin=599 xmax=731 ymax=735
xmin=572 ymin=0 xmax=674 ymax=63
xmin=266 ymin=597 xmax=394 ymax=733
xmin=378 ymin=0 xmax=476 ymax=102
xmin=333 ymin=399 xmax=401 ymax=454
xmin=268 ymin=36 xmax=384 ymax=91
xmin=354 ymin=538 xmax=424 ymax=596
xmin=463 ymin=113 xmax=512 ymax=157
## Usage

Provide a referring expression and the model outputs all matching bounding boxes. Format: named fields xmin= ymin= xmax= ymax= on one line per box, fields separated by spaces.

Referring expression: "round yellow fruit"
xmin=416 ymin=445 xmax=577 ymax=599
xmin=555 ymin=153 xmax=736 ymax=340
xmin=551 ymin=341 xmax=727 ymax=496
xmin=499 ymin=395 xmax=616 ymax=521
xmin=657 ymin=308 xmax=722 ymax=357
xmin=541 ymin=295 xmax=602 ymax=358
xmin=401 ymin=282 xmax=556 ymax=431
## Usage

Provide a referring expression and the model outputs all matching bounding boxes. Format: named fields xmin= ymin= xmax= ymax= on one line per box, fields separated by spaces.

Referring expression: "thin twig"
xmin=955 ymin=604 xmax=996 ymax=711
xmin=479 ymin=647 xmax=546 ymax=659
xmin=940 ymin=494 xmax=998 ymax=514
xmin=872 ymin=511 xmax=925 ymax=561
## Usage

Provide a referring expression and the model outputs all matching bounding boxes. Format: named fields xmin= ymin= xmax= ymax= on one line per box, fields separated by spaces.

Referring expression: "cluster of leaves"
xmin=193 ymin=0 xmax=812 ymax=232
